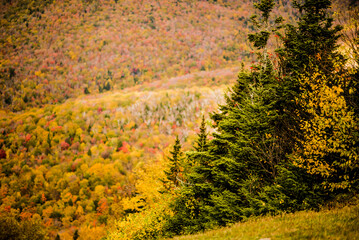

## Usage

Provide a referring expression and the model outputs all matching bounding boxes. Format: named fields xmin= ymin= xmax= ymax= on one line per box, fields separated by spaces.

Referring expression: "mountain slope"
xmin=0 ymin=0 xmax=297 ymax=111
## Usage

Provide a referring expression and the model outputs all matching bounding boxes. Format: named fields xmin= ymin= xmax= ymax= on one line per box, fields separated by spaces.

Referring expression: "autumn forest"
xmin=0 ymin=0 xmax=359 ymax=239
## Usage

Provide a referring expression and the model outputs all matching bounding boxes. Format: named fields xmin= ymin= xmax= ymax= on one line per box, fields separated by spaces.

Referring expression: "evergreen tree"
xmin=278 ymin=0 xmax=343 ymax=78
xmin=185 ymin=115 xmax=211 ymax=186
xmin=167 ymin=0 xmax=290 ymax=234
xmin=163 ymin=135 xmax=185 ymax=190
xmin=202 ymin=57 xmax=285 ymax=222
xmin=84 ymin=87 xmax=90 ymax=94
xmin=204 ymin=0 xmax=286 ymax=205
xmin=167 ymin=118 xmax=215 ymax=234
xmin=193 ymin=115 xmax=209 ymax=152
xmin=73 ymin=229 xmax=79 ymax=240
xmin=103 ymin=81 xmax=111 ymax=91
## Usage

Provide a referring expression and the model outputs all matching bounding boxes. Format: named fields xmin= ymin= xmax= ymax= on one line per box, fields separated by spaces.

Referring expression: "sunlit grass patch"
xmin=169 ymin=204 xmax=359 ymax=240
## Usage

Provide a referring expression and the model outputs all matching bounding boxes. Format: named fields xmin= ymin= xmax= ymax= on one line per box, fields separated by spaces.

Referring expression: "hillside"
xmin=1 ymin=0 xmax=358 ymax=239
xmin=0 ymin=0 xmax=298 ymax=111
xmin=0 ymin=81 xmax=229 ymax=239
xmin=170 ymin=203 xmax=359 ymax=240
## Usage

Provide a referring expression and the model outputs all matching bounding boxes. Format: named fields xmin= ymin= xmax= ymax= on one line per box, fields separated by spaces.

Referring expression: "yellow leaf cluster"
xmin=293 ymin=71 xmax=358 ymax=190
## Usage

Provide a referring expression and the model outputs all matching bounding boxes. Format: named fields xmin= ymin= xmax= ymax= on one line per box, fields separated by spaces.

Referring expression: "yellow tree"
xmin=108 ymin=154 xmax=173 ymax=240
xmin=293 ymin=69 xmax=358 ymax=190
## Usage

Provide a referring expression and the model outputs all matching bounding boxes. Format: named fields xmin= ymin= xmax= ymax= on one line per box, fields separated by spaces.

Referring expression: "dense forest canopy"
xmin=0 ymin=0 xmax=299 ymax=112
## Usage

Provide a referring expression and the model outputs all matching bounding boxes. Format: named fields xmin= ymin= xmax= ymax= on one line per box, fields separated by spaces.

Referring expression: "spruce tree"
xmin=278 ymin=0 xmax=343 ymax=78
xmin=193 ymin=115 xmax=209 ymax=152
xmin=167 ymin=0 xmax=288 ymax=234
xmin=205 ymin=0 xmax=284 ymax=191
xmin=185 ymin=116 xmax=211 ymax=189
xmin=73 ymin=230 xmax=79 ymax=240
xmin=163 ymin=135 xmax=185 ymax=190
xmin=84 ymin=87 xmax=90 ymax=94
xmin=167 ymin=118 xmax=215 ymax=234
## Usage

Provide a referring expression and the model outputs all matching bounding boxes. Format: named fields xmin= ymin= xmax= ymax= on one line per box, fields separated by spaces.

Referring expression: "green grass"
xmin=169 ymin=204 xmax=359 ymax=240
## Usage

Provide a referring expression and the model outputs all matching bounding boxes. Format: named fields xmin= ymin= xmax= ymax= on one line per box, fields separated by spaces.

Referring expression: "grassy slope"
xmin=170 ymin=204 xmax=359 ymax=240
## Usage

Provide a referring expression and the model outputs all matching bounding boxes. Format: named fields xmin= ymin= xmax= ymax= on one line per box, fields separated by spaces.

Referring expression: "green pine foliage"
xmin=166 ymin=0 xmax=293 ymax=235
xmin=193 ymin=116 xmax=209 ymax=153
xmin=278 ymin=0 xmax=343 ymax=78
xmin=185 ymin=115 xmax=210 ymax=171
xmin=167 ymin=54 xmax=288 ymax=237
xmin=84 ymin=87 xmax=90 ymax=95
xmin=73 ymin=229 xmax=79 ymax=240
xmin=166 ymin=119 xmax=216 ymax=235
xmin=163 ymin=136 xmax=185 ymax=190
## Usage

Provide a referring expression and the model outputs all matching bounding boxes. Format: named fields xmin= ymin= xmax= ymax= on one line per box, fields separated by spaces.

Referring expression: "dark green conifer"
xmin=164 ymin=135 xmax=185 ymax=189
xmin=73 ymin=229 xmax=79 ymax=240
xmin=278 ymin=0 xmax=343 ymax=78
xmin=167 ymin=0 xmax=287 ymax=234
xmin=103 ymin=81 xmax=111 ymax=91
xmin=193 ymin=115 xmax=209 ymax=152
xmin=186 ymin=115 xmax=210 ymax=171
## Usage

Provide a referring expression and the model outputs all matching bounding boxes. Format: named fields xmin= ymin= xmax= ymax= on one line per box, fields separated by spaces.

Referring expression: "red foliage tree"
xmin=0 ymin=149 xmax=6 ymax=159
